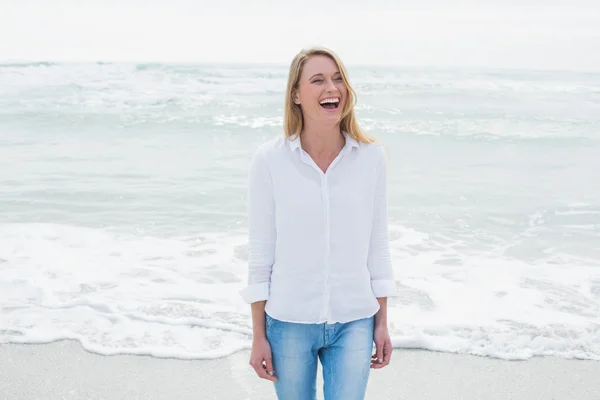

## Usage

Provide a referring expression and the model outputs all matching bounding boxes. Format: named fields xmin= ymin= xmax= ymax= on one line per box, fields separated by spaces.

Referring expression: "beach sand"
xmin=0 ymin=340 xmax=598 ymax=400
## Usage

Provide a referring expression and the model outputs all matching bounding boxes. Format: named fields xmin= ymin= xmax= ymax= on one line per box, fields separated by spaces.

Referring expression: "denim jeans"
xmin=265 ymin=313 xmax=375 ymax=400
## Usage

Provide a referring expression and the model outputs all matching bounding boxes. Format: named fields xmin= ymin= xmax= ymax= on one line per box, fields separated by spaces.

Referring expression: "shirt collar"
xmin=288 ymin=133 xmax=301 ymax=151
xmin=288 ymin=131 xmax=359 ymax=152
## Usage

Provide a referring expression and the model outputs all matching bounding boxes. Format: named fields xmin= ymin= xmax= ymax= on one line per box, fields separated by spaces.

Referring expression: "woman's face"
xmin=293 ymin=55 xmax=347 ymax=125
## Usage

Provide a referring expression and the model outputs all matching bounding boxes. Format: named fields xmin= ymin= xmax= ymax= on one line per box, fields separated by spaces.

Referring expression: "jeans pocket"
xmin=265 ymin=313 xmax=274 ymax=330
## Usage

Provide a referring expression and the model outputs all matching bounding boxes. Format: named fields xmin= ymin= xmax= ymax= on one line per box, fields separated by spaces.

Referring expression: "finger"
xmin=375 ymin=340 xmax=392 ymax=368
xmin=370 ymin=342 xmax=384 ymax=369
xmin=254 ymin=363 xmax=277 ymax=382
xmin=381 ymin=340 xmax=393 ymax=367
xmin=376 ymin=341 xmax=384 ymax=365
xmin=264 ymin=357 xmax=277 ymax=380
xmin=250 ymin=360 xmax=262 ymax=377
xmin=250 ymin=360 xmax=277 ymax=382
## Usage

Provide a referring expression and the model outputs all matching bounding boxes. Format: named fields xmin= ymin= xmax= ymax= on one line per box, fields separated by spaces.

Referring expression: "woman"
xmin=239 ymin=46 xmax=396 ymax=400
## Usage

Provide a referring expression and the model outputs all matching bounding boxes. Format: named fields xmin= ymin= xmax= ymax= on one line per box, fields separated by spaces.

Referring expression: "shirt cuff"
xmin=239 ymin=282 xmax=270 ymax=304
xmin=371 ymin=279 xmax=397 ymax=298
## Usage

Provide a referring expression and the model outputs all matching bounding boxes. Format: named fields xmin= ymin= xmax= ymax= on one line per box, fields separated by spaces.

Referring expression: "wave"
xmin=3 ymin=323 xmax=598 ymax=361
xmin=1 ymin=222 xmax=599 ymax=361
xmin=0 ymin=61 xmax=57 ymax=68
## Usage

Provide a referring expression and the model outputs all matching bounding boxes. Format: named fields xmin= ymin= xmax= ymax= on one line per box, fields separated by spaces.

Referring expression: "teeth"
xmin=320 ymin=98 xmax=339 ymax=104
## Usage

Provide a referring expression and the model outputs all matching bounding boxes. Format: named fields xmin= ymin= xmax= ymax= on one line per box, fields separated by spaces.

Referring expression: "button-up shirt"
xmin=239 ymin=131 xmax=396 ymax=324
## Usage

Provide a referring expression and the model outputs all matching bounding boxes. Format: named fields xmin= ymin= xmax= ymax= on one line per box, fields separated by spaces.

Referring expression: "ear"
xmin=292 ymin=91 xmax=301 ymax=105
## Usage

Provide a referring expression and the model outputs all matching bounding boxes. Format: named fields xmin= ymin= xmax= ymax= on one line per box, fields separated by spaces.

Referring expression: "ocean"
xmin=1 ymin=62 xmax=599 ymax=361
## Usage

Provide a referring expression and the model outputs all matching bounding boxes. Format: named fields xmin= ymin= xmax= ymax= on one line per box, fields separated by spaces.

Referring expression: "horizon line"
xmin=1 ymin=59 xmax=599 ymax=74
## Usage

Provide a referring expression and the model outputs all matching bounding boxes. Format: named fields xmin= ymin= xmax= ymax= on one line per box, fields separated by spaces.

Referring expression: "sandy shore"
xmin=0 ymin=340 xmax=598 ymax=400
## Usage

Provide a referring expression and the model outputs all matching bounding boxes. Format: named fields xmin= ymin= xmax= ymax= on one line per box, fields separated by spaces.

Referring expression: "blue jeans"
xmin=265 ymin=313 xmax=374 ymax=400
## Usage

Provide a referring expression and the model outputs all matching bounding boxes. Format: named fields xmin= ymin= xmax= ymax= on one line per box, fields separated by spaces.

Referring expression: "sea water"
xmin=1 ymin=62 xmax=599 ymax=360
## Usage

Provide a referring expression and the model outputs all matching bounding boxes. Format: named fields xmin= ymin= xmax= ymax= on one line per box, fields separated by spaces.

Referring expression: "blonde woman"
xmin=240 ymin=47 xmax=396 ymax=400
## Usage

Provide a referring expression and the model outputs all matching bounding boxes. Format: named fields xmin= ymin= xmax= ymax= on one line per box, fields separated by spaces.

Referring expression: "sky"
xmin=1 ymin=0 xmax=599 ymax=71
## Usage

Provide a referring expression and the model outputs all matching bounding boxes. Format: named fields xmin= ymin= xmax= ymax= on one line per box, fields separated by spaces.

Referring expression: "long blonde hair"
xmin=283 ymin=46 xmax=376 ymax=144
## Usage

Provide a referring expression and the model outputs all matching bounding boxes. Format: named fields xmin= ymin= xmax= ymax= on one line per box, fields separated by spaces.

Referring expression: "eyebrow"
xmin=309 ymin=72 xmax=341 ymax=80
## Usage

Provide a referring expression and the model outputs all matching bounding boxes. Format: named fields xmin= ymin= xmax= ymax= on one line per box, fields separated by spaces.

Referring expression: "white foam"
xmin=212 ymin=115 xmax=282 ymax=129
xmin=1 ymin=222 xmax=599 ymax=361
xmin=0 ymin=223 xmax=254 ymax=358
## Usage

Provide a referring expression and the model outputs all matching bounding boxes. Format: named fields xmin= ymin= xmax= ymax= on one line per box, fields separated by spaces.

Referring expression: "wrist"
xmin=374 ymin=317 xmax=388 ymax=329
xmin=375 ymin=297 xmax=388 ymax=328
xmin=252 ymin=335 xmax=267 ymax=344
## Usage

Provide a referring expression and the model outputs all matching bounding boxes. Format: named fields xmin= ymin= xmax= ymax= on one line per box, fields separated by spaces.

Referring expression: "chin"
xmin=323 ymin=107 xmax=344 ymax=119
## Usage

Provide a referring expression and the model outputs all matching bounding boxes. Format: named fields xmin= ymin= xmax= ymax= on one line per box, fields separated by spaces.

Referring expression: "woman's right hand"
xmin=249 ymin=337 xmax=277 ymax=382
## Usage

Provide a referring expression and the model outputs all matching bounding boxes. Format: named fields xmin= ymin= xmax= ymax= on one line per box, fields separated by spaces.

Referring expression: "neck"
xmin=300 ymin=121 xmax=345 ymax=156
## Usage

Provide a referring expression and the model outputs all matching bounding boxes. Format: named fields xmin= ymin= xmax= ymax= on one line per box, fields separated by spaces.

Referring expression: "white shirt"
xmin=239 ymin=131 xmax=396 ymax=324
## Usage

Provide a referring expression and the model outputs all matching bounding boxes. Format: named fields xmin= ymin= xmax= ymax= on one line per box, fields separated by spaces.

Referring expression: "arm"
xmin=369 ymin=147 xmax=395 ymax=369
xmin=242 ymin=147 xmax=278 ymax=382
xmin=250 ymin=301 xmax=267 ymax=340
xmin=368 ymin=146 xmax=396 ymax=309
xmin=374 ymin=297 xmax=388 ymax=328
xmin=239 ymin=147 xmax=276 ymax=339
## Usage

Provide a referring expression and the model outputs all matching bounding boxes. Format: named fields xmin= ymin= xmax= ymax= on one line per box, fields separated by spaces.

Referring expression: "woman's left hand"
xmin=371 ymin=324 xmax=393 ymax=369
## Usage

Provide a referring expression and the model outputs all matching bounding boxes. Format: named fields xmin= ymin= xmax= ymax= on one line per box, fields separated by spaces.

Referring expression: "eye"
xmin=312 ymin=79 xmax=324 ymax=83
xmin=334 ymin=76 xmax=343 ymax=81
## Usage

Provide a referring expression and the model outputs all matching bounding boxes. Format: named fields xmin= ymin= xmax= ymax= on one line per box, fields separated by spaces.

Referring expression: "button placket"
xmin=298 ymin=144 xmax=350 ymax=323
xmin=322 ymin=173 xmax=331 ymax=322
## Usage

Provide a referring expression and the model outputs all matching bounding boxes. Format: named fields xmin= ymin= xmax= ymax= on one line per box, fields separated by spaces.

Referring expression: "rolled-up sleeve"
xmin=367 ymin=147 xmax=396 ymax=298
xmin=239 ymin=146 xmax=276 ymax=304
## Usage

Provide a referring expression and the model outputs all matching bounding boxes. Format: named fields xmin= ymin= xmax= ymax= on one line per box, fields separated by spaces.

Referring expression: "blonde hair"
xmin=283 ymin=46 xmax=376 ymax=144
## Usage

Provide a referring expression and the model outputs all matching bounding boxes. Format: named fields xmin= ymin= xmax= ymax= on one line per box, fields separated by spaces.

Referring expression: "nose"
xmin=325 ymin=78 xmax=337 ymax=92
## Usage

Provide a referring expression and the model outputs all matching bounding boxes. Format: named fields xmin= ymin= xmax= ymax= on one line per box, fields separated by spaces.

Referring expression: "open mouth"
xmin=319 ymin=97 xmax=340 ymax=110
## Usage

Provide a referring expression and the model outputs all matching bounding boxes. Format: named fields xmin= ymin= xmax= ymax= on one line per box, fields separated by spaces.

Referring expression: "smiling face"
xmin=293 ymin=55 xmax=348 ymax=125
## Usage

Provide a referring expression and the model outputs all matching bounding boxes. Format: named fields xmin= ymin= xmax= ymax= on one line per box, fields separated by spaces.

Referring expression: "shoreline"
xmin=1 ymin=340 xmax=598 ymax=400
